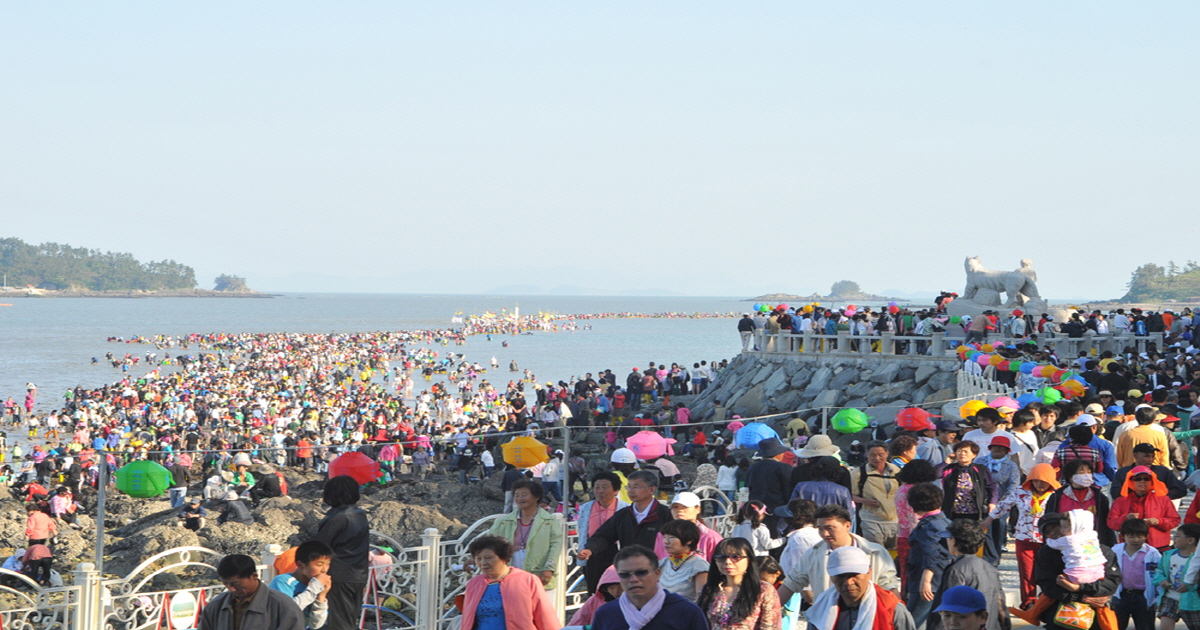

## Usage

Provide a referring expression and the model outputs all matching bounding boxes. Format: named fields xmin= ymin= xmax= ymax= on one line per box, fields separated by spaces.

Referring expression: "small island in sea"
xmin=0 ymin=237 xmax=271 ymax=298
xmin=750 ymin=281 xmax=906 ymax=304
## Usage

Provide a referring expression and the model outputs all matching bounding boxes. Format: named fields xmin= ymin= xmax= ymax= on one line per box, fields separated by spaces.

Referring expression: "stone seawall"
xmin=690 ymin=353 xmax=960 ymax=426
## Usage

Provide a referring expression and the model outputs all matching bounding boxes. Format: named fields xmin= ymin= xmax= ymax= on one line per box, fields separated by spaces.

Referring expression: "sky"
xmin=2 ymin=3 xmax=1197 ymax=300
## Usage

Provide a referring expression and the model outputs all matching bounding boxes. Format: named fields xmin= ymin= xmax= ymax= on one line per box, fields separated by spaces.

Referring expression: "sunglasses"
xmin=617 ymin=569 xmax=653 ymax=580
xmin=714 ymin=554 xmax=748 ymax=563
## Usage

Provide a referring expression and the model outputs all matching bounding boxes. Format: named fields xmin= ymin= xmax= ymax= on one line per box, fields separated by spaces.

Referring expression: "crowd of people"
xmin=9 ymin=312 xmax=1200 ymax=630
xmin=737 ymin=304 xmax=1200 ymax=354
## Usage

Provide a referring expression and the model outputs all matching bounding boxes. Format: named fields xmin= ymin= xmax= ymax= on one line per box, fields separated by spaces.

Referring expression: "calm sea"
xmin=0 ymin=294 xmax=755 ymax=410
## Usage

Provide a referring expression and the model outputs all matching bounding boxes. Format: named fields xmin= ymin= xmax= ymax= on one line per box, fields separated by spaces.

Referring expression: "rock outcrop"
xmin=687 ymin=353 xmax=959 ymax=428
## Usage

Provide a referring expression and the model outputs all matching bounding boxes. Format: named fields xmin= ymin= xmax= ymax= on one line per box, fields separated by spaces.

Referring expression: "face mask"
xmin=1071 ymin=473 xmax=1093 ymax=488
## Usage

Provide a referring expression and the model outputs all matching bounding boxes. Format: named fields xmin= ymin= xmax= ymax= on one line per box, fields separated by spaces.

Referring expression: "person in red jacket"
xmin=1107 ymin=465 xmax=1179 ymax=550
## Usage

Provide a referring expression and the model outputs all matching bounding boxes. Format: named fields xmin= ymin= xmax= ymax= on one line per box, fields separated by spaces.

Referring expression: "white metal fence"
xmin=1 ymin=486 xmax=737 ymax=630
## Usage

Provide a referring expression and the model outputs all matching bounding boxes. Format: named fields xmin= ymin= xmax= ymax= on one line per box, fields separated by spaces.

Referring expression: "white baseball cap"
xmin=610 ymin=448 xmax=636 ymax=464
xmin=1074 ymin=414 xmax=1099 ymax=427
xmin=826 ymin=546 xmax=870 ymax=576
xmin=671 ymin=492 xmax=701 ymax=508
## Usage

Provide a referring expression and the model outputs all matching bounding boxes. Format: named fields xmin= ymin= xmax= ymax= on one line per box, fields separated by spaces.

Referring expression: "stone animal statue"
xmin=962 ymin=256 xmax=1041 ymax=308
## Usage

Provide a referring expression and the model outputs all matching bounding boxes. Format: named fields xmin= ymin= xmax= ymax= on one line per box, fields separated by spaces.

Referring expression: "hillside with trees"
xmin=1122 ymin=261 xmax=1200 ymax=302
xmin=0 ymin=237 xmax=197 ymax=291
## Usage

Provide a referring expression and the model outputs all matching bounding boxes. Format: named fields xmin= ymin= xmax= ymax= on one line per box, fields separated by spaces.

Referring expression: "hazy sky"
xmin=3 ymin=3 xmax=1197 ymax=300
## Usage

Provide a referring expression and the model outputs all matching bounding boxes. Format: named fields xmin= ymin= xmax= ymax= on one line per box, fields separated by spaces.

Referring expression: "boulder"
xmin=845 ymin=382 xmax=874 ymax=400
xmin=928 ymin=371 xmax=957 ymax=391
xmin=867 ymin=380 xmax=914 ymax=406
xmin=734 ymin=384 xmax=766 ymax=417
xmin=789 ymin=367 xmax=813 ymax=389
xmin=750 ymin=363 xmax=775 ymax=386
xmin=771 ymin=390 xmax=803 ymax=414
xmin=762 ymin=369 xmax=790 ymax=397
xmin=806 ymin=367 xmax=834 ymax=395
xmin=868 ymin=363 xmax=901 ymax=384
xmin=872 ymin=401 xmax=913 ymax=433
xmin=928 ymin=388 xmax=957 ymax=405
xmin=914 ymin=365 xmax=939 ymax=387
xmin=897 ymin=367 xmax=916 ymax=382
xmin=843 ymin=397 xmax=869 ymax=410
xmin=910 ymin=384 xmax=935 ymax=404
xmin=812 ymin=389 xmax=844 ymax=409
xmin=828 ymin=368 xmax=860 ymax=391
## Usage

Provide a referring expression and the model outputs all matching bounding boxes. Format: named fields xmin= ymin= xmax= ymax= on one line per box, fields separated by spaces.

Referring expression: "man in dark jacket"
xmin=590 ymin=545 xmax=708 ymax=630
xmin=928 ymin=520 xmax=1008 ymax=630
xmin=577 ymin=471 xmax=673 ymax=588
xmin=168 ymin=461 xmax=191 ymax=509
xmin=249 ymin=465 xmax=283 ymax=504
xmin=748 ymin=439 xmax=794 ymax=512
xmin=217 ymin=490 xmax=254 ymax=526
xmin=1033 ymin=512 xmax=1121 ymax=629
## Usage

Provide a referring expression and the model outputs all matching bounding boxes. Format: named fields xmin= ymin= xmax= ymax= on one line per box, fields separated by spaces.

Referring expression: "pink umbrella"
xmin=988 ymin=396 xmax=1020 ymax=411
xmin=625 ymin=431 xmax=676 ymax=460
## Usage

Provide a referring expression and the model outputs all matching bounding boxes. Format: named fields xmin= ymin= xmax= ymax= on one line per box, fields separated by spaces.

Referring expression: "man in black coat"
xmin=249 ymin=465 xmax=283 ymax=504
xmin=576 ymin=470 xmax=673 ymax=590
xmin=1033 ymin=512 xmax=1120 ymax=630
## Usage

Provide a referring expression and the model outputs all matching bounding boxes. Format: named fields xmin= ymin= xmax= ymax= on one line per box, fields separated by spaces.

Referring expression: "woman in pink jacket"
xmin=25 ymin=503 xmax=57 ymax=545
xmin=460 ymin=535 xmax=561 ymax=630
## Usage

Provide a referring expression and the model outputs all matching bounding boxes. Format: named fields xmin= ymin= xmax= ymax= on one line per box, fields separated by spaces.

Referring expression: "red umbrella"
xmin=895 ymin=408 xmax=939 ymax=432
xmin=329 ymin=452 xmax=382 ymax=485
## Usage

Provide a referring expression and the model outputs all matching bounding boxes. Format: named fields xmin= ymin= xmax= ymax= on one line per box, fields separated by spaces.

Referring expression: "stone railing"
xmin=4 ymin=489 xmax=738 ymax=630
xmin=748 ymin=330 xmax=1165 ymax=360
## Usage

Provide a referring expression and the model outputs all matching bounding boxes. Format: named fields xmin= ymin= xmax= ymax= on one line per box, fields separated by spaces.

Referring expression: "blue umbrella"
xmin=734 ymin=422 xmax=780 ymax=449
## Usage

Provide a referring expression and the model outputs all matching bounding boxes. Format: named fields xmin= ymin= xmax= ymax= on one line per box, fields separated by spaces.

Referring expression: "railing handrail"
xmin=747 ymin=329 xmax=1166 ymax=359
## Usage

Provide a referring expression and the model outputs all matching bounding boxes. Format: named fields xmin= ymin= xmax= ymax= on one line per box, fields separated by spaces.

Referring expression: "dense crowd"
xmin=8 ymin=316 xmax=1200 ymax=630
xmin=737 ymin=305 xmax=1200 ymax=353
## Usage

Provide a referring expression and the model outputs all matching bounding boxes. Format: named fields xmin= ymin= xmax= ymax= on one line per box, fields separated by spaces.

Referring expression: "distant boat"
xmin=0 ymin=303 xmax=11 ymax=307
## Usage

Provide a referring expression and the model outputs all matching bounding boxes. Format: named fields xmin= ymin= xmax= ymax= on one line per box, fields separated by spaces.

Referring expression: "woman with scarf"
xmin=1012 ymin=463 xmax=1061 ymax=608
xmin=936 ymin=441 xmax=998 ymax=523
xmin=696 ymin=538 xmax=781 ymax=630
xmin=1044 ymin=459 xmax=1116 ymax=547
xmin=460 ymin=535 xmax=560 ymax=630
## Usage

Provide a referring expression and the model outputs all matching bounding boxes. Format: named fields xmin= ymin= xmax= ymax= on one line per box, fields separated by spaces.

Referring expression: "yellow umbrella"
xmin=502 ymin=436 xmax=550 ymax=468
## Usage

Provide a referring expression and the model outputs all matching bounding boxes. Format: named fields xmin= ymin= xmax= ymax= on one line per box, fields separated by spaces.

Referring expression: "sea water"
xmin=0 ymin=294 xmax=751 ymax=409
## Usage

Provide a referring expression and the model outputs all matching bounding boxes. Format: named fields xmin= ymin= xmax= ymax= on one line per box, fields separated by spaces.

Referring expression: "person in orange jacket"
xmin=1107 ymin=465 xmax=1179 ymax=550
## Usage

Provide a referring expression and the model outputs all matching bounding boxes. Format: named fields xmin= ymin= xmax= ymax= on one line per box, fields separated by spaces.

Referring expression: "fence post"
xmin=421 ymin=527 xmax=443 ymax=630
xmin=881 ymin=332 xmax=894 ymax=355
xmin=836 ymin=330 xmax=850 ymax=354
xmin=931 ymin=332 xmax=946 ymax=356
xmin=553 ymin=513 xmax=568 ymax=619
xmin=260 ymin=544 xmax=283 ymax=583
xmin=75 ymin=562 xmax=101 ymax=630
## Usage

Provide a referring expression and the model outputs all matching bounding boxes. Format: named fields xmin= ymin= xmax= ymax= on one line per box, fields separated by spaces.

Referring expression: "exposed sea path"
xmin=0 ymin=294 xmax=753 ymax=408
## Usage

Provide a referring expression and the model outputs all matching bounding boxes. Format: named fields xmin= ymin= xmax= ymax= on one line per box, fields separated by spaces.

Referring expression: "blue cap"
xmin=934 ymin=585 xmax=987 ymax=614
xmin=1106 ymin=405 xmax=1124 ymax=415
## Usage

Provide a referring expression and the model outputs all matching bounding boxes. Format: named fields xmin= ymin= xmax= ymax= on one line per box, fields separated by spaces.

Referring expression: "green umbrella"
xmin=114 ymin=460 xmax=173 ymax=498
xmin=832 ymin=408 xmax=870 ymax=434
xmin=1038 ymin=386 xmax=1063 ymax=405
